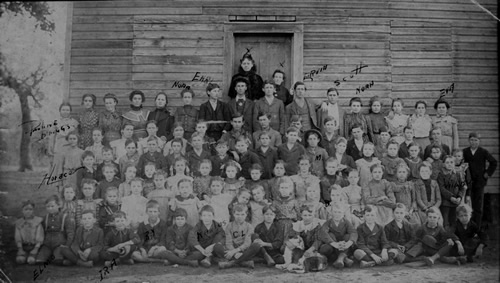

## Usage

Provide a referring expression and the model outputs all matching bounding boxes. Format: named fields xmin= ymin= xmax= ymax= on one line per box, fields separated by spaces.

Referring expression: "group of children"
xmin=14 ymin=82 xmax=494 ymax=274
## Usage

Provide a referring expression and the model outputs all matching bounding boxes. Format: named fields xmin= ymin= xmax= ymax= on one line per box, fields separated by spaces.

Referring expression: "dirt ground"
xmin=1 ymin=170 xmax=499 ymax=283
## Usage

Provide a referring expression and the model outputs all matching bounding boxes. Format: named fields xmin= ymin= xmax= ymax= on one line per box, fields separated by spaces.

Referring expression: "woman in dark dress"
xmin=99 ymin=93 xmax=122 ymax=144
xmin=228 ymin=53 xmax=264 ymax=101
xmin=147 ymin=92 xmax=174 ymax=140
xmin=78 ymin=93 xmax=99 ymax=149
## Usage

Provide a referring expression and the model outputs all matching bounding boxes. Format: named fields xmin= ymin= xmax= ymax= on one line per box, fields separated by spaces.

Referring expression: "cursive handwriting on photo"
xmin=33 ymin=255 xmax=55 ymax=281
xmin=37 ymin=165 xmax=85 ymax=190
xmin=19 ymin=119 xmax=76 ymax=142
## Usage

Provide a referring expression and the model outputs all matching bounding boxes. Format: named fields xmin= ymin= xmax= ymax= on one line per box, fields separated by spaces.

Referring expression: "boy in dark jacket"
xmin=161 ymin=208 xmax=199 ymax=267
xmin=384 ymin=203 xmax=418 ymax=263
xmin=199 ymin=83 xmax=232 ymax=141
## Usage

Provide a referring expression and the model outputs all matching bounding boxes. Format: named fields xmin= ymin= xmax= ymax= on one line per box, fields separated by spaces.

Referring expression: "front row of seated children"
xmin=16 ymin=192 xmax=487 ymax=273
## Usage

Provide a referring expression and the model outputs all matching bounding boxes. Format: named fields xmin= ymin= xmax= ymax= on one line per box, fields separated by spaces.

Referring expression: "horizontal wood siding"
xmin=69 ymin=0 xmax=499 ymax=192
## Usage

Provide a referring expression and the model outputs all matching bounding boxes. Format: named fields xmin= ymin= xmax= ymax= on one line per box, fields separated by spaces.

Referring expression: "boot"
xmin=424 ymin=253 xmax=440 ymax=266
xmin=239 ymin=260 xmax=255 ymax=269
xmin=439 ymin=256 xmax=460 ymax=265
xmin=333 ymin=253 xmax=346 ymax=269
xmin=381 ymin=259 xmax=394 ymax=266
xmin=76 ymin=259 xmax=93 ymax=267
xmin=218 ymin=260 xmax=236 ymax=269
xmin=200 ymin=256 xmax=212 ymax=267
xmin=262 ymin=250 xmax=276 ymax=267
xmin=360 ymin=260 xmax=376 ymax=268
xmin=343 ymin=256 xmax=354 ymax=267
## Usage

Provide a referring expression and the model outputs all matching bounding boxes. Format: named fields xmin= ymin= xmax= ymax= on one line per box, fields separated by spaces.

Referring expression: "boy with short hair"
xmin=100 ymin=211 xmax=141 ymax=265
xmin=220 ymin=113 xmax=252 ymax=154
xmin=199 ymin=83 xmax=232 ymax=141
xmin=132 ymin=200 xmax=168 ymax=263
xmin=346 ymin=124 xmax=366 ymax=161
xmin=384 ymin=203 xmax=418 ymax=263
xmin=252 ymin=112 xmax=283 ymax=149
xmin=354 ymin=205 xmax=394 ymax=267
xmin=98 ymin=187 xmax=121 ymax=235
xmin=136 ymin=136 xmax=168 ymax=178
xmin=398 ymin=126 xmax=417 ymax=159
xmin=252 ymin=204 xmax=285 ymax=266
xmin=235 ymin=137 xmax=262 ymax=180
xmin=162 ymin=208 xmax=199 ymax=267
xmin=253 ymin=81 xmax=286 ymax=135
xmin=277 ymin=127 xmax=306 ymax=176
xmin=186 ymin=132 xmax=211 ymax=177
xmin=110 ymin=123 xmax=135 ymax=161
xmin=228 ymin=77 xmax=255 ymax=133
xmin=218 ymin=204 xmax=260 ymax=269
xmin=451 ymin=205 xmax=488 ymax=263
xmin=188 ymin=205 xmax=226 ymax=267
xmin=61 ymin=210 xmax=103 ymax=267
xmin=245 ymin=164 xmax=271 ymax=201
xmin=253 ymin=131 xmax=278 ymax=180
xmin=96 ymin=146 xmax=120 ymax=182
xmin=210 ymin=139 xmax=233 ymax=178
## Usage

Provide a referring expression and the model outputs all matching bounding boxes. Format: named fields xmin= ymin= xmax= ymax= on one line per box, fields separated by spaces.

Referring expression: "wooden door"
xmin=234 ymin=34 xmax=292 ymax=89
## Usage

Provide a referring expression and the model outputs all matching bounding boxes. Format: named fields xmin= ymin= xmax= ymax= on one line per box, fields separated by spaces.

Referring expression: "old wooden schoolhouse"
xmin=64 ymin=0 xmax=498 ymax=194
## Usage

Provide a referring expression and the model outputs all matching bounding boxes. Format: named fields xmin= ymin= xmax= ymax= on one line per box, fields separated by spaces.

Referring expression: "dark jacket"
xmin=451 ymin=220 xmax=488 ymax=246
xmin=198 ymin=100 xmax=232 ymax=134
xmin=346 ymin=139 xmax=364 ymax=161
xmin=103 ymin=228 xmax=141 ymax=250
xmin=188 ymin=220 xmax=225 ymax=249
xmin=238 ymin=150 xmax=262 ymax=180
xmin=254 ymin=222 xmax=283 ymax=255
xmin=253 ymin=146 xmax=278 ymax=180
xmin=174 ymin=105 xmax=198 ymax=135
xmin=71 ymin=226 xmax=104 ymax=254
xmin=137 ymin=219 xmax=168 ymax=250
xmin=320 ymin=217 xmax=358 ymax=244
xmin=148 ymin=108 xmax=175 ymax=139
xmin=228 ymin=72 xmax=264 ymax=101
xmin=165 ymin=223 xmax=193 ymax=251
xmin=356 ymin=222 xmax=390 ymax=255
xmin=383 ymin=220 xmax=418 ymax=250
xmin=463 ymin=146 xmax=497 ymax=186
xmin=228 ymin=98 xmax=255 ymax=133
xmin=437 ymin=170 xmax=466 ymax=207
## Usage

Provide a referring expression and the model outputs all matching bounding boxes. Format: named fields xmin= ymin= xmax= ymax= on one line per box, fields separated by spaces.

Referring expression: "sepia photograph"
xmin=0 ymin=1 xmax=498 ymax=282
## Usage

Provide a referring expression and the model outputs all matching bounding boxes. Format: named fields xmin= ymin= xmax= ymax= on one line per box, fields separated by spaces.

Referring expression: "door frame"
xmin=223 ymin=22 xmax=304 ymax=100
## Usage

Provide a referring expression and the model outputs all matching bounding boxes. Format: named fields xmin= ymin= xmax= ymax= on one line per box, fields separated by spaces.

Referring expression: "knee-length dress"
xmin=99 ymin=110 xmax=122 ymax=144
xmin=362 ymin=179 xmax=396 ymax=225
xmin=78 ymin=108 xmax=99 ymax=149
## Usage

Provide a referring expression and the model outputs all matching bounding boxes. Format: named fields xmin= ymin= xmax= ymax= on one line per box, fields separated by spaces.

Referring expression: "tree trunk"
xmin=18 ymin=93 xmax=33 ymax=172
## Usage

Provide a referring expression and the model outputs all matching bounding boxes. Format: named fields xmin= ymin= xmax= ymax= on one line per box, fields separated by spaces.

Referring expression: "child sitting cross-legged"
xmin=99 ymin=211 xmax=141 ymax=265
xmin=132 ymin=200 xmax=169 ymax=263
xmin=161 ymin=208 xmax=199 ymax=267
xmin=383 ymin=203 xmax=419 ymax=264
xmin=206 ymin=177 xmax=233 ymax=229
xmin=61 ymin=210 xmax=103 ymax=267
xmin=451 ymin=205 xmax=488 ymax=263
xmin=218 ymin=204 xmax=260 ymax=269
xmin=251 ymin=204 xmax=285 ymax=267
xmin=15 ymin=200 xmax=44 ymax=265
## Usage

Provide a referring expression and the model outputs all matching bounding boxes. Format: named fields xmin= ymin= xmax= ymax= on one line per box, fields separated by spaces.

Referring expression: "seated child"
xmin=61 ymin=210 xmax=103 ymax=267
xmin=170 ymin=178 xmax=202 ymax=227
xmin=193 ymin=159 xmax=212 ymax=202
xmin=408 ymin=208 xmax=466 ymax=266
xmin=362 ymin=164 xmax=396 ymax=225
xmin=98 ymin=187 xmax=121 ymax=235
xmin=318 ymin=203 xmax=357 ymax=269
xmin=223 ymin=160 xmax=245 ymax=197
xmin=100 ymin=211 xmax=141 ymax=265
xmin=392 ymin=164 xmax=420 ymax=225
xmin=355 ymin=142 xmax=381 ymax=188
xmin=228 ymin=188 xmax=252 ymax=223
xmin=132 ymin=200 xmax=168 ymax=263
xmin=302 ymin=186 xmax=327 ymax=220
xmin=36 ymin=195 xmax=75 ymax=265
xmin=252 ymin=205 xmax=285 ymax=266
xmin=76 ymin=179 xmax=102 ymax=227
xmin=147 ymin=170 xmax=173 ymax=222
xmin=426 ymin=145 xmax=444 ymax=180
xmin=384 ymin=203 xmax=419 ymax=263
xmin=354 ymin=205 xmax=394 ymax=268
xmin=451 ymin=205 xmax=488 ymax=263
xmin=121 ymin=178 xmax=149 ymax=229
xmin=276 ymin=205 xmax=326 ymax=273
xmin=207 ymin=177 xmax=233 ymax=228
xmin=249 ymin=185 xmax=271 ymax=228
xmin=272 ymin=176 xmax=301 ymax=240
xmin=218 ymin=204 xmax=260 ymax=269
xmin=437 ymin=155 xmax=466 ymax=229
xmin=414 ymin=163 xmax=442 ymax=225
xmin=187 ymin=205 xmax=226 ymax=267
xmin=381 ymin=140 xmax=406 ymax=182
xmin=15 ymin=200 xmax=44 ymax=265
xmin=162 ymin=208 xmax=199 ymax=267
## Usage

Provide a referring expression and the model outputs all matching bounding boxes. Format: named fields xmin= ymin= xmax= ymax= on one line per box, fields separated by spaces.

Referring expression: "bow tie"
xmin=237 ymin=99 xmax=245 ymax=104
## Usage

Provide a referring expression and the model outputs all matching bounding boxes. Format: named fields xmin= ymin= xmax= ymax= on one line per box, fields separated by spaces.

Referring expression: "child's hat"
xmin=304 ymin=129 xmax=323 ymax=144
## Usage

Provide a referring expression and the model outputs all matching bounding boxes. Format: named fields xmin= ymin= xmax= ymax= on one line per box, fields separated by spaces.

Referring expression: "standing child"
xmin=61 ymin=131 xmax=85 ymax=190
xmin=384 ymin=203 xmax=419 ymax=264
xmin=188 ymin=205 xmax=226 ymax=267
xmin=36 ymin=195 xmax=75 ymax=265
xmin=223 ymin=160 xmax=245 ymax=198
xmin=367 ymin=96 xmax=387 ymax=146
xmin=319 ymin=116 xmax=339 ymax=157
xmin=302 ymin=186 xmax=327 ymax=220
xmin=346 ymin=124 xmax=367 ymax=161
xmin=15 ymin=200 xmax=44 ymax=265
xmin=142 ymin=163 xmax=157 ymax=197
xmin=218 ymin=204 xmax=260 ymax=269
xmin=61 ymin=210 xmax=103 ymax=267
xmin=163 ymin=123 xmax=188 ymax=156
xmin=132 ymin=200 xmax=168 ymax=263
xmin=318 ymin=203 xmax=357 ymax=269
xmin=96 ymin=146 xmax=120 ymax=182
xmin=426 ymin=145 xmax=444 ymax=180
xmin=136 ymin=136 xmax=167 ymax=178
xmin=110 ymin=123 xmax=134 ymax=161
xmin=253 ymin=112 xmax=283 ymax=150
xmin=269 ymin=160 xmax=287 ymax=201
xmin=76 ymin=179 xmax=102 ymax=227
xmin=414 ymin=163 xmax=442 ymax=225
xmin=138 ymin=120 xmax=165 ymax=155
xmin=341 ymin=170 xmax=364 ymax=220
xmin=374 ymin=127 xmax=390 ymax=159
xmin=61 ymin=185 xmax=77 ymax=225
xmin=174 ymin=89 xmax=198 ymax=139
xmin=437 ymin=156 xmax=466 ymax=229
xmin=245 ymin=164 xmax=271 ymax=199
xmin=362 ymin=164 xmax=397 ymax=225
xmin=272 ymin=177 xmax=301 ymax=242
xmin=453 ymin=149 xmax=470 ymax=203
xmin=85 ymin=128 xmax=105 ymax=165
xmin=319 ymin=157 xmax=346 ymax=206
xmin=162 ymin=208 xmax=199 ymax=267
xmin=199 ymin=83 xmax=232 ymax=141
xmin=252 ymin=205 xmax=285 ymax=266
xmin=235 ymin=136 xmax=261 ymax=180
xmin=121 ymin=178 xmax=149 ymax=229
xmin=385 ymin=98 xmax=408 ymax=144
xmin=170 ymin=179 xmax=202 ymax=227
xmin=356 ymin=142 xmax=381 ymax=188
xmin=398 ymin=127 xmax=417 ymax=159
xmin=343 ymin=97 xmax=373 ymax=142
xmin=193 ymin=159 xmax=212 ymax=202
xmin=210 ymin=139 xmax=233 ymax=178
xmin=253 ymin=132 xmax=278 ymax=181
xmin=272 ymin=69 xmax=293 ymax=106
xmin=100 ymin=211 xmax=140 ymax=265
xmin=165 ymin=138 xmax=185 ymax=176
xmin=166 ymin=157 xmax=193 ymax=195
xmin=186 ymin=132 xmax=211 ymax=177
xmin=452 ymin=205 xmax=488 ymax=263
xmin=76 ymin=151 xmax=97 ymax=199
xmin=304 ymin=129 xmax=329 ymax=177
xmin=191 ymin=121 xmax=216 ymax=154
xmin=253 ymin=80 xmax=285 ymax=135
xmin=381 ymin=140 xmax=406 ymax=182
xmin=98 ymin=187 xmax=121 ymax=235
xmin=118 ymin=139 xmax=140 ymax=179
xmin=408 ymin=101 xmax=432 ymax=150
xmin=334 ymin=137 xmax=357 ymax=170
xmin=317 ymin=88 xmax=343 ymax=137
xmin=118 ymin=164 xmax=136 ymax=200
xmin=404 ymin=143 xmax=423 ymax=181
xmin=96 ymin=164 xmax=121 ymax=199
xmin=424 ymin=127 xmax=451 ymax=160
xmin=290 ymin=155 xmax=321 ymax=203
xmin=353 ymin=205 xmax=393 ymax=268
xmin=277 ymin=127 xmax=306 ymax=176
xmin=392 ymin=164 xmax=419 ymax=225
xmin=249 ymin=185 xmax=271 ymax=228
xmin=147 ymin=170 xmax=173 ymax=222
xmin=207 ymin=177 xmax=233 ymax=228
